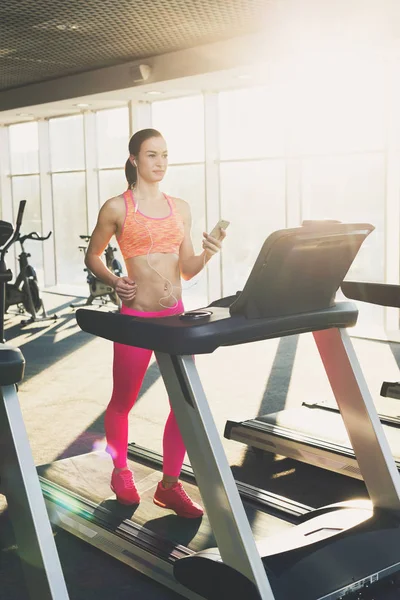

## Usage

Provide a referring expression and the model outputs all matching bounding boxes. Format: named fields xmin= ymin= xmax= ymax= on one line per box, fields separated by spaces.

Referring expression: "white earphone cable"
xmin=131 ymin=184 xmax=208 ymax=308
xmin=132 ymin=198 xmax=180 ymax=309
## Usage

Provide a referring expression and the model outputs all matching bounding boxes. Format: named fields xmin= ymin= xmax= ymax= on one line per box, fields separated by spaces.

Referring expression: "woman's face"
xmin=133 ymin=136 xmax=168 ymax=183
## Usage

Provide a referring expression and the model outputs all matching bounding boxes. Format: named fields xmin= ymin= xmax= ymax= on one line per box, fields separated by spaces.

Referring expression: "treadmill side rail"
xmin=42 ymin=493 xmax=204 ymax=600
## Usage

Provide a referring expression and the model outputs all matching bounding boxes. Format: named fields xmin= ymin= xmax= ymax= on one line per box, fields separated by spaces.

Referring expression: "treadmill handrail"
xmin=76 ymin=302 xmax=358 ymax=355
xmin=341 ymin=281 xmax=400 ymax=308
xmin=302 ymin=400 xmax=400 ymax=427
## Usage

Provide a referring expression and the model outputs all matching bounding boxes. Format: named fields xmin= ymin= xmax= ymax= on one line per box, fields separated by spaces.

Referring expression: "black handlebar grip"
xmin=15 ymin=200 xmax=27 ymax=230
xmin=36 ymin=231 xmax=52 ymax=240
xmin=380 ymin=381 xmax=400 ymax=400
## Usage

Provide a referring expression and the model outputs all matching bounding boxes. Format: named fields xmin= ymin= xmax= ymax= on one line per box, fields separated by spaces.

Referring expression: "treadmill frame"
xmin=155 ymin=326 xmax=400 ymax=599
xmin=0 ymin=383 xmax=69 ymax=600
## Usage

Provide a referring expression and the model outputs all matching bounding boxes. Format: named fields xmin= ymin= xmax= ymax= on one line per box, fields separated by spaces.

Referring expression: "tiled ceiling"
xmin=0 ymin=0 xmax=270 ymax=91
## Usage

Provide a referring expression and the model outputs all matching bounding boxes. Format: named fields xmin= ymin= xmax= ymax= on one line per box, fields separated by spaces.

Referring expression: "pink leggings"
xmin=105 ymin=300 xmax=186 ymax=476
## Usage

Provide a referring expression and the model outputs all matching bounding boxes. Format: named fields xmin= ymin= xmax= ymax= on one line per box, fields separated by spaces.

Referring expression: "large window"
xmin=98 ymin=169 xmax=127 ymax=263
xmin=162 ymin=164 xmax=207 ymax=308
xmin=96 ymin=108 xmax=130 ymax=271
xmin=287 ymin=54 xmax=386 ymax=156
xmin=96 ymin=107 xmax=130 ymax=202
xmin=301 ymin=154 xmax=386 ymax=331
xmin=152 ymin=96 xmax=207 ymax=308
xmin=8 ymin=123 xmax=43 ymax=281
xmin=301 ymin=155 xmax=385 ymax=280
xmin=152 ymin=95 xmax=205 ymax=163
xmin=96 ymin=107 xmax=129 ymax=169
xmin=98 ymin=169 xmax=127 ymax=205
xmin=52 ymin=173 xmax=87 ymax=285
xmin=49 ymin=115 xmax=85 ymax=171
xmin=219 ymin=87 xmax=286 ymax=160
xmin=218 ymin=87 xmax=287 ymax=296
xmin=50 ymin=116 xmax=87 ymax=285
xmin=220 ymin=160 xmax=287 ymax=295
xmin=9 ymin=122 xmax=39 ymax=174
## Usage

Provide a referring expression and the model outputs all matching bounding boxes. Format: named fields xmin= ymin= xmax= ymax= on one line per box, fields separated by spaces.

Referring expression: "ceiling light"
xmin=56 ymin=23 xmax=80 ymax=31
xmin=16 ymin=113 xmax=31 ymax=117
xmin=74 ymin=103 xmax=91 ymax=108
xmin=145 ymin=91 xmax=163 ymax=96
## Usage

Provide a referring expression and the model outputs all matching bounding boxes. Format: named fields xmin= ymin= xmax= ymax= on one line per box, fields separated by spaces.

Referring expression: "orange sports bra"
xmin=117 ymin=190 xmax=185 ymax=260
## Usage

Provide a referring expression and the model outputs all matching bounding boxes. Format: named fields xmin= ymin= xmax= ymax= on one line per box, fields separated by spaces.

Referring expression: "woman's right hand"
xmin=114 ymin=276 xmax=137 ymax=303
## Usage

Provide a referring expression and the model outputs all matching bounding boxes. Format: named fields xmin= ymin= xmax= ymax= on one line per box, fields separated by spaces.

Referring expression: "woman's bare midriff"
xmin=123 ymin=253 xmax=182 ymax=311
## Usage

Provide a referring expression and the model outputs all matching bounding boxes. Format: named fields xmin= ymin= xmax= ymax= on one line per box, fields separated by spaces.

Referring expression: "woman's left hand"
xmin=202 ymin=228 xmax=227 ymax=257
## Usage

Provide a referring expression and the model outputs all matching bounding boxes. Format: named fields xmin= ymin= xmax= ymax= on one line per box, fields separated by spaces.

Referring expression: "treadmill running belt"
xmin=38 ymin=452 xmax=292 ymax=555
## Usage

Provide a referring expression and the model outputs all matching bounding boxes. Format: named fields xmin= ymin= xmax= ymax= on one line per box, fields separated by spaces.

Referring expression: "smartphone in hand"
xmin=208 ymin=219 xmax=230 ymax=240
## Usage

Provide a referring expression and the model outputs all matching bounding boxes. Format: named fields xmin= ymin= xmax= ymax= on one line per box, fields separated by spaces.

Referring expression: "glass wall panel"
xmin=288 ymin=55 xmax=386 ymax=155
xmin=161 ymin=164 xmax=207 ymax=308
xmin=98 ymin=169 xmax=127 ymax=267
xmin=96 ymin=108 xmax=129 ymax=169
xmin=52 ymin=173 xmax=87 ymax=284
xmin=219 ymin=87 xmax=286 ymax=160
xmin=220 ymin=159 xmax=286 ymax=295
xmin=98 ymin=169 xmax=127 ymax=206
xmin=389 ymin=68 xmax=400 ymax=152
xmin=152 ymin=96 xmax=205 ymax=163
xmin=301 ymin=154 xmax=385 ymax=331
xmin=11 ymin=175 xmax=44 ymax=284
xmin=49 ymin=116 xmax=85 ymax=171
xmin=9 ymin=122 xmax=39 ymax=174
xmin=302 ymin=155 xmax=385 ymax=279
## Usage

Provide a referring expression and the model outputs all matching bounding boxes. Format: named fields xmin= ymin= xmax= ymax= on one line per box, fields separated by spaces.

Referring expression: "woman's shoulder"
xmin=101 ymin=193 xmax=126 ymax=213
xmin=168 ymin=195 xmax=190 ymax=216
xmin=98 ymin=194 xmax=127 ymax=225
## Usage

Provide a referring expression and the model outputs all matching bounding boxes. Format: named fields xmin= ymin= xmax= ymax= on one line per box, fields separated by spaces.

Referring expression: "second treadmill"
xmin=225 ymin=281 xmax=400 ymax=481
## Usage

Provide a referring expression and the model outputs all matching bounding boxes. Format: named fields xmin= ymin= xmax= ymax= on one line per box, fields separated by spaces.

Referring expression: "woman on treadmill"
xmin=85 ymin=128 xmax=226 ymax=518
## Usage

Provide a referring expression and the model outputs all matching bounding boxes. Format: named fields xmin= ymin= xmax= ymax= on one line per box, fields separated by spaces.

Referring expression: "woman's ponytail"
xmin=125 ymin=158 xmax=137 ymax=190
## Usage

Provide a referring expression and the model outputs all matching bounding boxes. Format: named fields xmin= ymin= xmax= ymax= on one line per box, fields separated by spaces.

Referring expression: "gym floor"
xmin=1 ymin=291 xmax=400 ymax=600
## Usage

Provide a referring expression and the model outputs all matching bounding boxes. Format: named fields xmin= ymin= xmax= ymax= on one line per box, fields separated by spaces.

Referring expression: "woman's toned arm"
xmin=85 ymin=198 xmax=137 ymax=303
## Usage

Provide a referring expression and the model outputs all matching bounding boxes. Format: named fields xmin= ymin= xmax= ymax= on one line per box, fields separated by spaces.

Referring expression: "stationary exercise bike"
xmin=4 ymin=201 xmax=56 ymax=326
xmin=71 ymin=235 xmax=123 ymax=308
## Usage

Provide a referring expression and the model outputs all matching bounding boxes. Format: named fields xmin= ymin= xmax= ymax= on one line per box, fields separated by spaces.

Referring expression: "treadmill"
xmin=41 ymin=219 xmax=400 ymax=600
xmin=225 ymin=280 xmax=400 ymax=481
xmin=0 ymin=202 xmax=69 ymax=599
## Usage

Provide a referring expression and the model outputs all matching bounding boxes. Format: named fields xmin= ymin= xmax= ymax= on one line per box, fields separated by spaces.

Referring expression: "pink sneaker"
xmin=153 ymin=481 xmax=204 ymax=519
xmin=110 ymin=469 xmax=140 ymax=505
